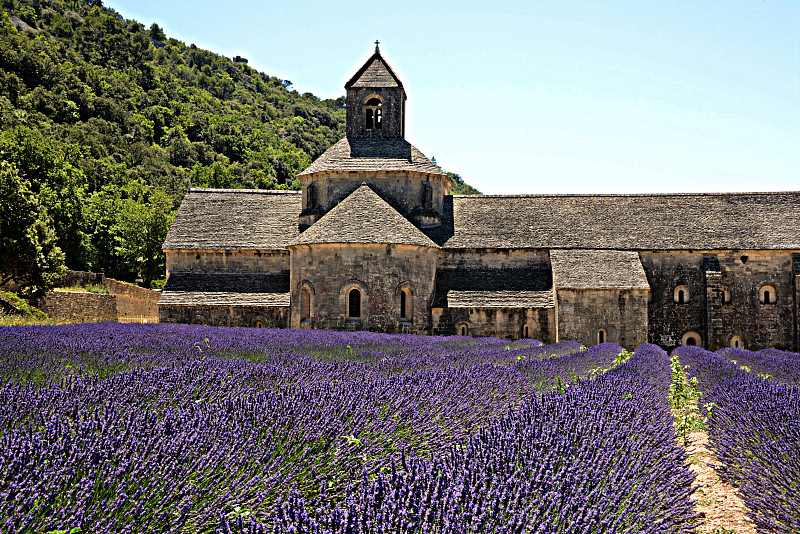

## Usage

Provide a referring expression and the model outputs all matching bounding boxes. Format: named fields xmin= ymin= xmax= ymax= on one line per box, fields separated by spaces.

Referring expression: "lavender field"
xmin=678 ymin=346 xmax=800 ymax=534
xmin=2 ymin=324 xmax=794 ymax=533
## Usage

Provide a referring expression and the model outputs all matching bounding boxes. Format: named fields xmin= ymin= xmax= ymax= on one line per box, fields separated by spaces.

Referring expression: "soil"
xmin=683 ymin=404 xmax=758 ymax=534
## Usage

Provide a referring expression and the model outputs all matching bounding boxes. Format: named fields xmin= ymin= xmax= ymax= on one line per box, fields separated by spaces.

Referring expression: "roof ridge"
xmin=189 ymin=188 xmax=301 ymax=195
xmin=453 ymin=191 xmax=800 ymax=198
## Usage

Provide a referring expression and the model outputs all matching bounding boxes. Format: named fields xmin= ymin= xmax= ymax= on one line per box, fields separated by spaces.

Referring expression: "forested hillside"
xmin=0 ymin=0 xmax=478 ymax=295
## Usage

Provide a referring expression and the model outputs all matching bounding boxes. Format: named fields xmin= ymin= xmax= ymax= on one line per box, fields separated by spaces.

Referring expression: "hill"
xmin=0 ymin=0 xmax=478 ymax=292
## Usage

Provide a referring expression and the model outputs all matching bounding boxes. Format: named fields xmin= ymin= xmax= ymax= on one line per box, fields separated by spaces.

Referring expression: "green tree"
xmin=447 ymin=171 xmax=482 ymax=195
xmin=114 ymin=180 xmax=175 ymax=287
xmin=0 ymin=126 xmax=90 ymax=269
xmin=85 ymin=184 xmax=134 ymax=280
xmin=0 ymin=161 xmax=66 ymax=297
xmin=148 ymin=22 xmax=165 ymax=42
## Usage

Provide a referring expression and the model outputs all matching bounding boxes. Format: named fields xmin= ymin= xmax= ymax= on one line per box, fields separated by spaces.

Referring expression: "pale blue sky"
xmin=105 ymin=0 xmax=799 ymax=194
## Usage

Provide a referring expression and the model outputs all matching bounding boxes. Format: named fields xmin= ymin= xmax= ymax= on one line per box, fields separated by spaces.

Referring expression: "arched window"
xmin=300 ymin=287 xmax=312 ymax=323
xmin=730 ymin=335 xmax=745 ymax=348
xmin=598 ymin=328 xmax=607 ymax=344
xmin=722 ymin=286 xmax=732 ymax=304
xmin=399 ymin=288 xmax=413 ymax=321
xmin=254 ymin=320 xmax=263 ymax=328
xmin=456 ymin=322 xmax=469 ymax=336
xmin=522 ymin=323 xmax=530 ymax=339
xmin=674 ymin=285 xmax=690 ymax=304
xmin=682 ymin=332 xmax=701 ymax=346
xmin=348 ymin=288 xmax=361 ymax=319
xmin=759 ymin=285 xmax=776 ymax=305
xmin=364 ymin=97 xmax=383 ymax=130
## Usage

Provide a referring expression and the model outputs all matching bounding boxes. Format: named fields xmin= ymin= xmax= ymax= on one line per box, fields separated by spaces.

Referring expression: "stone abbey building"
xmin=160 ymin=47 xmax=800 ymax=351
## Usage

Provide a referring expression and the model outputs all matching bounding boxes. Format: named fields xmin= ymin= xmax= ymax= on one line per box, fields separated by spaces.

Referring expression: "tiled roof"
xmin=429 ymin=192 xmax=800 ymax=250
xmin=162 ymin=189 xmax=301 ymax=250
xmin=298 ymin=137 xmax=444 ymax=176
xmin=550 ymin=250 xmax=650 ymax=290
xmin=441 ymin=290 xmax=554 ymax=308
xmin=433 ymin=268 xmax=554 ymax=308
xmin=158 ymin=273 xmax=290 ymax=307
xmin=345 ymin=51 xmax=403 ymax=89
xmin=290 ymin=184 xmax=439 ymax=248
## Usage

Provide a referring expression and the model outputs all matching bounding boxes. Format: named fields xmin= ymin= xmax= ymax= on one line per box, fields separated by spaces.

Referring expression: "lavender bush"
xmin=676 ymin=345 xmax=800 ymax=533
xmin=716 ymin=346 xmax=800 ymax=386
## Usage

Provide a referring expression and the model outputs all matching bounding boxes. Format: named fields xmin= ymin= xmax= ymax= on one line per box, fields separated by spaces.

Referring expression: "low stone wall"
xmin=35 ymin=271 xmax=161 ymax=324
xmin=37 ymin=291 xmax=118 ymax=323
xmin=433 ymin=307 xmax=555 ymax=341
xmin=105 ymin=279 xmax=160 ymax=320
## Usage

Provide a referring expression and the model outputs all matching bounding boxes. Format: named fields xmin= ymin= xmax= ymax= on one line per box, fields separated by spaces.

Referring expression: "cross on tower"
xmin=375 ymin=40 xmax=380 ymax=53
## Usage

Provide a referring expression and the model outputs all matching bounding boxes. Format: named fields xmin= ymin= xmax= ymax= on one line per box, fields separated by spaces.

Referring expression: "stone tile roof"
xmin=290 ymin=184 xmax=439 ymax=248
xmin=158 ymin=272 xmax=290 ymax=307
xmin=297 ymin=137 xmax=445 ymax=176
xmin=162 ymin=189 xmax=301 ymax=250
xmin=345 ymin=51 xmax=403 ymax=88
xmin=433 ymin=268 xmax=554 ymax=308
xmin=431 ymin=192 xmax=800 ymax=250
xmin=550 ymin=250 xmax=650 ymax=290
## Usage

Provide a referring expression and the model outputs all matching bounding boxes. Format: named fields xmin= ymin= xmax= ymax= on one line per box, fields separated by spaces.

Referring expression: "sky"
xmin=103 ymin=0 xmax=799 ymax=195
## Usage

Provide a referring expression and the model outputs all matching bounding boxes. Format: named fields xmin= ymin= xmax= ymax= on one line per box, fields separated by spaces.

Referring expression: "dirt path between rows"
xmin=683 ymin=399 xmax=757 ymax=534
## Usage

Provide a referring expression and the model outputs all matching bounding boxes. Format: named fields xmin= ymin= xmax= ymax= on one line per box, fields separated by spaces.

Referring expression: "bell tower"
xmin=297 ymin=43 xmax=450 ymax=230
xmin=345 ymin=42 xmax=406 ymax=138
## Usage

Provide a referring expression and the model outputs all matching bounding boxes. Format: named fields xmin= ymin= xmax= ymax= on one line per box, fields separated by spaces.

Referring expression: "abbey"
xmin=159 ymin=47 xmax=800 ymax=351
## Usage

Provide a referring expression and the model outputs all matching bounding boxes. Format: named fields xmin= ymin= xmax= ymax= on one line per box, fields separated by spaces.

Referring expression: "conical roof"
xmin=289 ymin=184 xmax=438 ymax=248
xmin=345 ymin=50 xmax=403 ymax=89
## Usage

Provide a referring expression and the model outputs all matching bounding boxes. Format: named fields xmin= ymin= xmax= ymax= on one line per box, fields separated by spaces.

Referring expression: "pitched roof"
xmin=345 ymin=51 xmax=403 ymax=89
xmin=162 ymin=189 xmax=301 ymax=250
xmin=550 ymin=250 xmax=650 ymax=290
xmin=432 ymin=267 xmax=554 ymax=308
xmin=298 ymin=137 xmax=444 ymax=176
xmin=158 ymin=273 xmax=290 ymax=307
xmin=429 ymin=192 xmax=800 ymax=250
xmin=290 ymin=184 xmax=439 ymax=248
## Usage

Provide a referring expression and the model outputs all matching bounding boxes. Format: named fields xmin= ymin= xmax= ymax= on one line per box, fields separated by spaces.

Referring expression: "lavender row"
xmin=716 ymin=346 xmax=800 ymax=386
xmin=512 ymin=342 xmax=625 ymax=390
xmin=0 ymin=323 xmax=544 ymax=386
xmin=225 ymin=344 xmax=697 ymax=533
xmin=676 ymin=346 xmax=800 ymax=533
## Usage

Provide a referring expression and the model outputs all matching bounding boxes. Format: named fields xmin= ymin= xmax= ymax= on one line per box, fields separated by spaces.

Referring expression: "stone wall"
xmin=37 ymin=291 xmax=117 ymax=323
xmin=166 ymin=250 xmax=289 ymax=275
xmin=555 ymin=288 xmax=648 ymax=349
xmin=105 ymin=279 xmax=160 ymax=320
xmin=438 ymin=249 xmax=551 ymax=270
xmin=432 ymin=307 xmax=555 ymax=341
xmin=289 ymin=242 xmax=437 ymax=333
xmin=642 ymin=251 xmax=797 ymax=351
xmin=35 ymin=271 xmax=161 ymax=324
xmin=346 ymin=86 xmax=404 ymax=138
xmin=704 ymin=252 xmax=794 ymax=350
xmin=300 ymin=171 xmax=450 ymax=220
xmin=641 ymin=252 xmax=708 ymax=349
xmin=158 ymin=305 xmax=289 ymax=328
